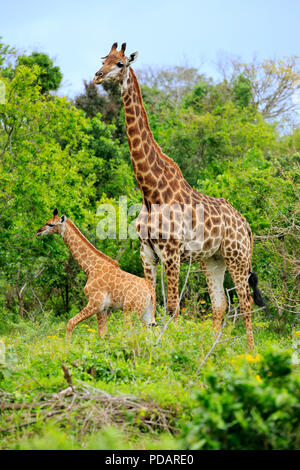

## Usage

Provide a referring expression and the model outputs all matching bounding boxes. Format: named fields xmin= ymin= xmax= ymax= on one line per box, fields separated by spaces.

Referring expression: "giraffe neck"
xmin=122 ymin=68 xmax=184 ymax=204
xmin=62 ymin=219 xmax=118 ymax=275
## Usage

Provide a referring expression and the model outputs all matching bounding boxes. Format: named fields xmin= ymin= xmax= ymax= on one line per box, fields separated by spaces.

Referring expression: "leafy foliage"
xmin=181 ymin=348 xmax=300 ymax=449
xmin=0 ymin=313 xmax=297 ymax=449
xmin=17 ymin=52 xmax=63 ymax=94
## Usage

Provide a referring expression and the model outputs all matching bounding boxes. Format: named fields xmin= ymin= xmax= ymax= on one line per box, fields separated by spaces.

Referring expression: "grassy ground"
xmin=0 ymin=309 xmax=296 ymax=449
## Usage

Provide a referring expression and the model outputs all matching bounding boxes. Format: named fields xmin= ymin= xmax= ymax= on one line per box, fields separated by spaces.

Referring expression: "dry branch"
xmin=0 ymin=364 xmax=174 ymax=435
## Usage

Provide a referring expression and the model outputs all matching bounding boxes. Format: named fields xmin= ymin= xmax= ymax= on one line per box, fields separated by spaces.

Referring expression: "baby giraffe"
xmin=36 ymin=209 xmax=156 ymax=339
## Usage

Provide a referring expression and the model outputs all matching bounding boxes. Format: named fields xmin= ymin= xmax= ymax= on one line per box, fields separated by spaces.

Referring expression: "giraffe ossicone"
xmin=94 ymin=43 xmax=267 ymax=349
xmin=36 ymin=209 xmax=156 ymax=340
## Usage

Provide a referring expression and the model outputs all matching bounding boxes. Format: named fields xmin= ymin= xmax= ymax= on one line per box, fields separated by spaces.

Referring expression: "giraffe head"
xmin=94 ymin=42 xmax=138 ymax=86
xmin=36 ymin=209 xmax=66 ymax=237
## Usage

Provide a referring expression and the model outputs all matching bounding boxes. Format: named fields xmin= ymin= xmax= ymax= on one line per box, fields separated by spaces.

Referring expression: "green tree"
xmin=17 ymin=52 xmax=63 ymax=93
xmin=0 ymin=63 xmax=136 ymax=319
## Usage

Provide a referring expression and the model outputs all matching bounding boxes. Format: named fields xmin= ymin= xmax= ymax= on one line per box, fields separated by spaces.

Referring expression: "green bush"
xmin=181 ymin=348 xmax=300 ymax=450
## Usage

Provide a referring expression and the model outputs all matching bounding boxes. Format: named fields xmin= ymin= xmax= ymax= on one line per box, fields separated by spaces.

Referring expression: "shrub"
xmin=181 ymin=348 xmax=300 ymax=449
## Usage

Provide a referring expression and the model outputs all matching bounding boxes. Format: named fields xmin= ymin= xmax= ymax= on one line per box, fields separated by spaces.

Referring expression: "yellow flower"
xmin=245 ymin=354 xmax=256 ymax=363
xmin=256 ymin=375 xmax=262 ymax=382
xmin=255 ymin=354 xmax=263 ymax=362
xmin=200 ymin=299 xmax=206 ymax=304
xmin=87 ymin=328 xmax=97 ymax=333
xmin=293 ymin=331 xmax=300 ymax=337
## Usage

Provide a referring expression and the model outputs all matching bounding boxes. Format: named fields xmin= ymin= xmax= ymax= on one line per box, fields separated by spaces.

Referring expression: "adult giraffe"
xmin=94 ymin=42 xmax=265 ymax=349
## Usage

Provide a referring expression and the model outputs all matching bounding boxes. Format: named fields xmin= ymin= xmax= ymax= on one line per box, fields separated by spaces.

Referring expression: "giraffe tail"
xmin=248 ymin=271 xmax=268 ymax=311
xmin=247 ymin=225 xmax=268 ymax=312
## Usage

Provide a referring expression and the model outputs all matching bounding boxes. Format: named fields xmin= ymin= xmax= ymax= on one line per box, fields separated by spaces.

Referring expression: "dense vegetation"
xmin=0 ymin=37 xmax=299 ymax=449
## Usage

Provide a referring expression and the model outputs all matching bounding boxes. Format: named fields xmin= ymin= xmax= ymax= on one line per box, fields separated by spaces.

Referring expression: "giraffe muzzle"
xmin=94 ymin=72 xmax=104 ymax=84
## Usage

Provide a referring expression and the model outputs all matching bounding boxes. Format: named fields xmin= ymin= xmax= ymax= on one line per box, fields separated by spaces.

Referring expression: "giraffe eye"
xmin=117 ymin=62 xmax=124 ymax=68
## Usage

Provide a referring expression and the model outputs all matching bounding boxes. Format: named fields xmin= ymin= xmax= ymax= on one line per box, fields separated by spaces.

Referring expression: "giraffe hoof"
xmin=151 ymin=322 xmax=157 ymax=327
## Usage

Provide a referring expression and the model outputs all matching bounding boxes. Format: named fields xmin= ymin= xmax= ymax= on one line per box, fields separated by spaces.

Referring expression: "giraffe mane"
xmin=66 ymin=219 xmax=119 ymax=267
xmin=129 ymin=68 xmax=183 ymax=178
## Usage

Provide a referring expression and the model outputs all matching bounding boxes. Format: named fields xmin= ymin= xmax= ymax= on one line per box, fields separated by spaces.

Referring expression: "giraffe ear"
xmin=60 ymin=215 xmax=65 ymax=223
xmin=128 ymin=51 xmax=138 ymax=64
xmin=53 ymin=208 xmax=58 ymax=216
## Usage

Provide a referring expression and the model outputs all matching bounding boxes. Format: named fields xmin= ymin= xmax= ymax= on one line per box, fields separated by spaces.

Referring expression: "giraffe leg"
xmin=164 ymin=255 xmax=180 ymax=319
xmin=201 ymin=254 xmax=227 ymax=331
xmin=142 ymin=293 xmax=156 ymax=326
xmin=123 ymin=291 xmax=134 ymax=327
xmin=140 ymin=241 xmax=158 ymax=290
xmin=123 ymin=306 xmax=132 ymax=327
xmin=96 ymin=309 xmax=108 ymax=337
xmin=226 ymin=262 xmax=254 ymax=350
xmin=123 ymin=289 xmax=153 ymax=328
xmin=66 ymin=299 xmax=103 ymax=340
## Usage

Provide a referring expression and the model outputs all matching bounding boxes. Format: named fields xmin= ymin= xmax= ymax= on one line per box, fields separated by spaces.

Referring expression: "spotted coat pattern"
xmin=94 ymin=43 xmax=256 ymax=349
xmin=36 ymin=212 xmax=156 ymax=339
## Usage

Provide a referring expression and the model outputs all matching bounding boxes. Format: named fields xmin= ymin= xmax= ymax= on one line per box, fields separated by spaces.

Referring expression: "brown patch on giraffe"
xmin=164 ymin=167 xmax=173 ymax=179
xmin=162 ymin=187 xmax=173 ymax=203
xmin=126 ymin=115 xmax=135 ymax=125
xmin=126 ymin=106 xmax=135 ymax=115
xmin=152 ymin=189 xmax=160 ymax=203
xmin=152 ymin=160 xmax=162 ymax=177
xmin=145 ymin=171 xmax=157 ymax=187
xmin=146 ymin=145 xmax=155 ymax=162
xmin=205 ymin=217 xmax=212 ymax=231
xmin=138 ymin=117 xmax=144 ymax=131
xmin=158 ymin=175 xmax=167 ymax=190
xmin=144 ymin=142 xmax=150 ymax=155
xmin=181 ymin=191 xmax=190 ymax=203
xmin=176 ymin=193 xmax=184 ymax=203
xmin=169 ymin=179 xmax=179 ymax=191
xmin=211 ymin=226 xmax=220 ymax=237
xmin=132 ymin=149 xmax=144 ymax=160
xmin=128 ymin=126 xmax=139 ymax=137
xmin=137 ymin=160 xmax=149 ymax=173
xmin=132 ymin=137 xmax=141 ymax=148
xmin=211 ymin=216 xmax=221 ymax=225
xmin=141 ymin=185 xmax=152 ymax=198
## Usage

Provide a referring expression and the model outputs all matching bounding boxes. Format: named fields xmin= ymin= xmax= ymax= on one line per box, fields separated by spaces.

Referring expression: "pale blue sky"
xmin=1 ymin=0 xmax=299 ymax=97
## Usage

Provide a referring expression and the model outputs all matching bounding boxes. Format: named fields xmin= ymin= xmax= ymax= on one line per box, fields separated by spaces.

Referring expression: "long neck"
xmin=62 ymin=219 xmax=118 ymax=275
xmin=122 ymin=68 xmax=185 ymax=204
